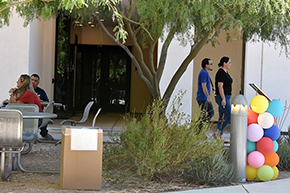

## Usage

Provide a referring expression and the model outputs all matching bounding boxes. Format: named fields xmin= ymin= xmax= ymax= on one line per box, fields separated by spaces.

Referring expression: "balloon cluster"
xmin=246 ymin=95 xmax=284 ymax=181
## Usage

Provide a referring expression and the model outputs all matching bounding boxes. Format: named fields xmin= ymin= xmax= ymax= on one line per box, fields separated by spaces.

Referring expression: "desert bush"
xmin=103 ymin=92 xmax=224 ymax=182
xmin=183 ymin=148 xmax=235 ymax=186
xmin=277 ymin=143 xmax=290 ymax=171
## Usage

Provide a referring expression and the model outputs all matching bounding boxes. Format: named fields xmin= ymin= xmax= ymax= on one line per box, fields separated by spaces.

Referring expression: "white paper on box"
xmin=70 ymin=128 xmax=98 ymax=150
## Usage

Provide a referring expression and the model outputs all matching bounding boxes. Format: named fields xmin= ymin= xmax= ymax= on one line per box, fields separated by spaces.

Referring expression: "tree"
xmin=2 ymin=0 xmax=290 ymax=109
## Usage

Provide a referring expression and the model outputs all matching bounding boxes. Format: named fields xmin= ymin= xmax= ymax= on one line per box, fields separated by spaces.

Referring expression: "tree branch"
xmin=108 ymin=1 xmax=153 ymax=41
xmin=93 ymin=13 xmax=154 ymax=97
xmin=0 ymin=0 xmax=54 ymax=13
xmin=123 ymin=19 xmax=154 ymax=81
xmin=148 ymin=36 xmax=158 ymax=75
xmin=157 ymin=22 xmax=177 ymax=83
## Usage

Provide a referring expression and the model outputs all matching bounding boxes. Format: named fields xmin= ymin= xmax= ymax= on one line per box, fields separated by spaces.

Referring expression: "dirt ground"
xmin=1 ymin=142 xmax=290 ymax=193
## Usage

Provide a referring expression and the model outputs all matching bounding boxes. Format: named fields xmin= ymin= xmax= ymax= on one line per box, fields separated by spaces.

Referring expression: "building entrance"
xmin=72 ymin=45 xmax=131 ymax=112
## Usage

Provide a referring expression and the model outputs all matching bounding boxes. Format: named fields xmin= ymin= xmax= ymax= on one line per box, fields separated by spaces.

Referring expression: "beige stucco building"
xmin=1 ymin=10 xmax=290 ymax=131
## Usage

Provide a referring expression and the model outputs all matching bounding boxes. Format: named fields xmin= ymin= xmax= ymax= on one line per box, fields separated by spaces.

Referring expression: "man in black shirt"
xmin=31 ymin=74 xmax=54 ymax=140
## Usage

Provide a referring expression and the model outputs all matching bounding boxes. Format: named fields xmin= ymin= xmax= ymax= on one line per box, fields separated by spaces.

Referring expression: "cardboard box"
xmin=60 ymin=126 xmax=103 ymax=190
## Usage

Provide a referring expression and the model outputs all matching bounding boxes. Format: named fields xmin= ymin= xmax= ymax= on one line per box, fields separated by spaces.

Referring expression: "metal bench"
xmin=5 ymin=104 xmax=39 ymax=155
xmin=5 ymin=104 xmax=59 ymax=174
xmin=0 ymin=109 xmax=23 ymax=181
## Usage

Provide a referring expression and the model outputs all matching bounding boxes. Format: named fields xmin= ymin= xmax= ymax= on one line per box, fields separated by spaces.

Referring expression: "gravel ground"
xmin=1 ymin=142 xmax=290 ymax=193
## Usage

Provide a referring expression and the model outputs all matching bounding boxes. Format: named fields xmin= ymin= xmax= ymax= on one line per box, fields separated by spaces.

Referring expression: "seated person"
xmin=31 ymin=74 xmax=49 ymax=102
xmin=31 ymin=74 xmax=54 ymax=140
xmin=9 ymin=74 xmax=54 ymax=140
xmin=9 ymin=74 xmax=42 ymax=112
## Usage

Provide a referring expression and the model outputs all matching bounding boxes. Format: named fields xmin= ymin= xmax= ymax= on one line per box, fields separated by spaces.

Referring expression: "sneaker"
xmin=43 ymin=133 xmax=54 ymax=140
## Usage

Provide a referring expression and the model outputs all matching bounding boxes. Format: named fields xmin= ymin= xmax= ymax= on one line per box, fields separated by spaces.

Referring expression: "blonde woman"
xmin=9 ymin=74 xmax=42 ymax=112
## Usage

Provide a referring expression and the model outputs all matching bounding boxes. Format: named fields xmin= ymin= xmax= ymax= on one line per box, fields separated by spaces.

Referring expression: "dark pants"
xmin=38 ymin=119 xmax=48 ymax=137
xmin=197 ymin=100 xmax=214 ymax=131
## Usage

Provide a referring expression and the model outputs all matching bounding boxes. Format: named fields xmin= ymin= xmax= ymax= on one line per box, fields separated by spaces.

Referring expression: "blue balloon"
xmin=273 ymin=140 xmax=279 ymax=152
xmin=266 ymin=99 xmax=284 ymax=117
xmin=264 ymin=125 xmax=280 ymax=141
xmin=247 ymin=140 xmax=256 ymax=154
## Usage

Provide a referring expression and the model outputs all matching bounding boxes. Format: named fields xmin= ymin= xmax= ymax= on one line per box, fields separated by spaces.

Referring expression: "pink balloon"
xmin=247 ymin=124 xmax=264 ymax=142
xmin=248 ymin=151 xmax=265 ymax=168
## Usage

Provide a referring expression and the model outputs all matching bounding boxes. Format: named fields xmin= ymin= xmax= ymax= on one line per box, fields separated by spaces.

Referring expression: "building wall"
xmin=0 ymin=10 xmax=55 ymax=103
xmin=245 ymin=41 xmax=290 ymax=131
xmin=158 ymin=37 xmax=193 ymax=118
xmin=36 ymin=19 xmax=56 ymax=100
xmin=0 ymin=10 xmax=30 ymax=103
xmin=29 ymin=18 xmax=56 ymax=101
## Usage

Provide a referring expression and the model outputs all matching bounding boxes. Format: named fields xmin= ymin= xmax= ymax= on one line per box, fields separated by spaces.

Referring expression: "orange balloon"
xmin=248 ymin=109 xmax=259 ymax=125
xmin=264 ymin=152 xmax=279 ymax=167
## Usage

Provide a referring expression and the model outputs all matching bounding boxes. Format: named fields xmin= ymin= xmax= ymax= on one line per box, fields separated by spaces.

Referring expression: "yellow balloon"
xmin=246 ymin=165 xmax=258 ymax=180
xmin=250 ymin=95 xmax=269 ymax=114
xmin=271 ymin=166 xmax=279 ymax=180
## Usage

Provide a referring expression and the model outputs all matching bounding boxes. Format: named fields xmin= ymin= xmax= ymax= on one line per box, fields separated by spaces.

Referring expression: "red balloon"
xmin=264 ymin=152 xmax=279 ymax=167
xmin=273 ymin=117 xmax=276 ymax=125
xmin=257 ymin=137 xmax=274 ymax=155
xmin=248 ymin=109 xmax=259 ymax=125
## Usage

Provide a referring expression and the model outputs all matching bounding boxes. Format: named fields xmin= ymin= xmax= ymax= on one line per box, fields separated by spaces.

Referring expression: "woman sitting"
xmin=9 ymin=74 xmax=42 ymax=112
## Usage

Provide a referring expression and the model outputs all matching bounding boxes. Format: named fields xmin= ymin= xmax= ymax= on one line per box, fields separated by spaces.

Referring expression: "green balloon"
xmin=257 ymin=165 xmax=274 ymax=181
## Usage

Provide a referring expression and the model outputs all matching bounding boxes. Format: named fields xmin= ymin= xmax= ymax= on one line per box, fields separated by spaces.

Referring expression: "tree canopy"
xmin=1 ymin=0 xmax=290 ymax=108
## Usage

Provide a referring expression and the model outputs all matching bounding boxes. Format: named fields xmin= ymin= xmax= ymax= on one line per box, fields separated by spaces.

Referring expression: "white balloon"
xmin=257 ymin=112 xmax=274 ymax=129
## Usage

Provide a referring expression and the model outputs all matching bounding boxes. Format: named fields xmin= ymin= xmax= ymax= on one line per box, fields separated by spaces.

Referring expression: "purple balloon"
xmin=263 ymin=125 xmax=280 ymax=141
xmin=247 ymin=124 xmax=264 ymax=142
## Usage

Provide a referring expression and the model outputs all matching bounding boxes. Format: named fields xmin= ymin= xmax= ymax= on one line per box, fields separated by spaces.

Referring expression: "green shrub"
xmin=103 ymin=92 xmax=224 ymax=182
xmin=183 ymin=149 xmax=235 ymax=186
xmin=277 ymin=143 xmax=290 ymax=171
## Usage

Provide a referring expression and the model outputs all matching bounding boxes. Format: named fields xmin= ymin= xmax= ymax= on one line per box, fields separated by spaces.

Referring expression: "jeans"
xmin=215 ymin=95 xmax=231 ymax=135
xmin=197 ymin=100 xmax=214 ymax=131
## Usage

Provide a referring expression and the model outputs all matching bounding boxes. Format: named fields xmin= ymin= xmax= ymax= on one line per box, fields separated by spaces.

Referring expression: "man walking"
xmin=196 ymin=58 xmax=215 ymax=131
xmin=31 ymin=74 xmax=54 ymax=140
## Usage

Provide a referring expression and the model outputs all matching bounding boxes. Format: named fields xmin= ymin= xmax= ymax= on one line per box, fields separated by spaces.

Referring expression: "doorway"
xmin=72 ymin=45 xmax=131 ymax=113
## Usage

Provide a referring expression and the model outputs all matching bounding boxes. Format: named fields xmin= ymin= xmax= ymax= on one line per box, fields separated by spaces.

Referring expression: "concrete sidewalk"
xmin=173 ymin=178 xmax=290 ymax=193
